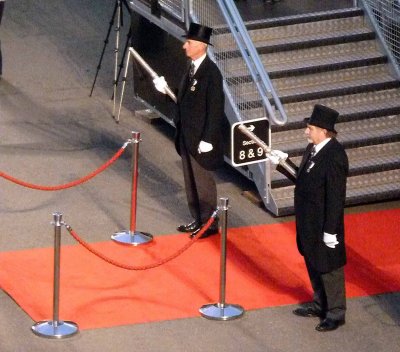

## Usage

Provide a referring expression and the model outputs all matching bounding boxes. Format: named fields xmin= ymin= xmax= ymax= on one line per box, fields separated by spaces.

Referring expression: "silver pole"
xmin=219 ymin=197 xmax=228 ymax=306
xmin=129 ymin=47 xmax=177 ymax=103
xmin=130 ymin=131 xmax=140 ymax=233
xmin=52 ymin=212 xmax=62 ymax=323
xmin=31 ymin=213 xmax=79 ymax=339
xmin=112 ymin=132 xmax=153 ymax=245
xmin=199 ymin=198 xmax=244 ymax=320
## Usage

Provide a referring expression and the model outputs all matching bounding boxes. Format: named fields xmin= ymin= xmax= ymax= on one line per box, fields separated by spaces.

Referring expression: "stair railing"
xmin=185 ymin=0 xmax=287 ymax=126
xmin=215 ymin=0 xmax=287 ymax=126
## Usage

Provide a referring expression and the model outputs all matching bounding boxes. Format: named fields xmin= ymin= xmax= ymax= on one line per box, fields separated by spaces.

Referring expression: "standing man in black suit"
xmin=269 ymin=104 xmax=349 ymax=332
xmin=153 ymin=23 xmax=224 ymax=238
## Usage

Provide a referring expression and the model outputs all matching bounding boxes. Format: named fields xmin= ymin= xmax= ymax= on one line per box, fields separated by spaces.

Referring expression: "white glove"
xmin=323 ymin=232 xmax=339 ymax=248
xmin=268 ymin=150 xmax=288 ymax=165
xmin=153 ymin=76 xmax=168 ymax=94
xmin=197 ymin=141 xmax=213 ymax=154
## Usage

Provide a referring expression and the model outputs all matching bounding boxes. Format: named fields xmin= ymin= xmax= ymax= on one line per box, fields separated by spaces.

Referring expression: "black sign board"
xmin=231 ymin=118 xmax=269 ymax=166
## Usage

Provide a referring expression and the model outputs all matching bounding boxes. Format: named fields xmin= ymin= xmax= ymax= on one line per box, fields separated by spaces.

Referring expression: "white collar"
xmin=313 ymin=138 xmax=331 ymax=155
xmin=191 ymin=53 xmax=207 ymax=74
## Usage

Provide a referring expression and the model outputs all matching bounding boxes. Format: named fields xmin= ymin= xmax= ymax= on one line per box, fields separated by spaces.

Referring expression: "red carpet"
xmin=0 ymin=208 xmax=399 ymax=330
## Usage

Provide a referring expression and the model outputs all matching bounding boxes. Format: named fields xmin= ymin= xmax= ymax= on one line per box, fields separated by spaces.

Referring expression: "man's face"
xmin=183 ymin=39 xmax=207 ymax=60
xmin=305 ymin=124 xmax=327 ymax=145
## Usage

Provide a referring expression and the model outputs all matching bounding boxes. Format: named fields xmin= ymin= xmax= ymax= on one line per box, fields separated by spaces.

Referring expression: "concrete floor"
xmin=0 ymin=1 xmax=399 ymax=351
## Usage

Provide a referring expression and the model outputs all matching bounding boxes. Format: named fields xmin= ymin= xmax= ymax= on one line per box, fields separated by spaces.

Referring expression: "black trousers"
xmin=179 ymin=135 xmax=217 ymax=225
xmin=305 ymin=259 xmax=346 ymax=321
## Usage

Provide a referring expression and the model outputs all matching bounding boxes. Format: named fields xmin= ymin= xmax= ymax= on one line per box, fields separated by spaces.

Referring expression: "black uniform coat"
xmin=294 ymin=138 xmax=349 ymax=273
xmin=174 ymin=56 xmax=224 ymax=171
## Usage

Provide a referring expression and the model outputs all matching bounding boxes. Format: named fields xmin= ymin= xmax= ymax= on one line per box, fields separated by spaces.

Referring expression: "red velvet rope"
xmin=0 ymin=145 xmax=128 ymax=191
xmin=64 ymin=215 xmax=217 ymax=270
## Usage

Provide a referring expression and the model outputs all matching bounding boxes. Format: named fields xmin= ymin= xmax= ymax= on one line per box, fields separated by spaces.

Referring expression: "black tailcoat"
xmin=174 ymin=56 xmax=224 ymax=170
xmin=294 ymin=139 xmax=349 ymax=273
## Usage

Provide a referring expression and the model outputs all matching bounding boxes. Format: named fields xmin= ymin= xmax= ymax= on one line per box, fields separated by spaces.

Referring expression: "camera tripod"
xmin=89 ymin=0 xmax=132 ymax=120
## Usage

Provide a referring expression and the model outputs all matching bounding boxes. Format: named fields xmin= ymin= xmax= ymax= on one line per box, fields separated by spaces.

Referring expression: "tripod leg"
xmin=90 ymin=1 xmax=118 ymax=97
xmin=111 ymin=27 xmax=131 ymax=101
xmin=112 ymin=0 xmax=123 ymax=116
xmin=115 ymin=50 xmax=132 ymax=123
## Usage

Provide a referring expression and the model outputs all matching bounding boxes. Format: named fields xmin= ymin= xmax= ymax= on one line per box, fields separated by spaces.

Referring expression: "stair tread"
xmin=241 ymin=88 xmax=400 ymax=121
xmin=271 ymin=141 xmax=400 ymax=183
xmin=272 ymin=114 xmax=400 ymax=151
xmin=271 ymin=169 xmax=400 ymax=209
xmin=214 ymin=16 xmax=372 ymax=52
xmin=242 ymin=8 xmax=364 ymax=30
xmin=235 ymin=64 xmax=397 ymax=102
xmin=223 ymin=40 xmax=384 ymax=79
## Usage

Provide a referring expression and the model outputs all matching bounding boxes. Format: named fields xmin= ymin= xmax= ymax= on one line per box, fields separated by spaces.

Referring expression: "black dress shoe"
xmin=293 ymin=306 xmax=324 ymax=318
xmin=189 ymin=226 xmax=219 ymax=239
xmin=315 ymin=318 xmax=345 ymax=332
xmin=177 ymin=221 xmax=201 ymax=233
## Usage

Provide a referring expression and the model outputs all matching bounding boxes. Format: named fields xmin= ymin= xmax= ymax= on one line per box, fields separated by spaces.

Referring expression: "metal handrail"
xmin=215 ymin=0 xmax=287 ymax=126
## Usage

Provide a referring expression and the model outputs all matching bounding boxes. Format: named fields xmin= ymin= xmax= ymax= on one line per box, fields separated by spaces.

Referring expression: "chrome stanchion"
xmin=32 ymin=212 xmax=79 ymax=338
xmin=199 ymin=198 xmax=244 ymax=320
xmin=112 ymin=131 xmax=153 ymax=245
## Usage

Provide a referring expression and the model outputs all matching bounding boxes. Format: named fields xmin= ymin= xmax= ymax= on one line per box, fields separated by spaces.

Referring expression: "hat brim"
xmin=303 ymin=118 xmax=337 ymax=133
xmin=182 ymin=35 xmax=213 ymax=46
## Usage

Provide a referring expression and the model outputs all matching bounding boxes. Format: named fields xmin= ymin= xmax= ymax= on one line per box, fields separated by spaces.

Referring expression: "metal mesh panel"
xmin=140 ymin=0 xmax=185 ymax=21
xmin=159 ymin=0 xmax=184 ymax=20
xmin=364 ymin=0 xmax=400 ymax=64
xmin=192 ymin=1 xmax=267 ymax=122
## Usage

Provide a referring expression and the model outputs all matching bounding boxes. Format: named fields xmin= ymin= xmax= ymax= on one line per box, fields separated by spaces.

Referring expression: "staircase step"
xmin=244 ymin=8 xmax=364 ymax=31
xmin=223 ymin=40 xmax=385 ymax=80
xmin=272 ymin=141 xmax=400 ymax=186
xmin=272 ymin=114 xmax=400 ymax=153
xmin=271 ymin=169 xmax=400 ymax=216
xmin=235 ymin=64 xmax=399 ymax=104
xmin=214 ymin=15 xmax=374 ymax=55
xmin=238 ymin=88 xmax=400 ymax=129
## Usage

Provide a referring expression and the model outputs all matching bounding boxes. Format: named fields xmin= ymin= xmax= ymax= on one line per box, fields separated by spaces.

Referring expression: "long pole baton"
xmin=115 ymin=48 xmax=178 ymax=122
xmin=238 ymin=124 xmax=297 ymax=178
xmin=128 ymin=47 xmax=177 ymax=103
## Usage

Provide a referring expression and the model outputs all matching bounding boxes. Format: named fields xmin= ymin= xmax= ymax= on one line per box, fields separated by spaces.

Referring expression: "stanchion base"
xmin=111 ymin=230 xmax=153 ymax=246
xmin=199 ymin=303 xmax=244 ymax=321
xmin=31 ymin=320 xmax=79 ymax=339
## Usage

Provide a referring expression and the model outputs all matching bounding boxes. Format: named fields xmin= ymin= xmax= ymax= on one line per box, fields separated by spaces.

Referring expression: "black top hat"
xmin=183 ymin=23 xmax=213 ymax=45
xmin=304 ymin=104 xmax=339 ymax=133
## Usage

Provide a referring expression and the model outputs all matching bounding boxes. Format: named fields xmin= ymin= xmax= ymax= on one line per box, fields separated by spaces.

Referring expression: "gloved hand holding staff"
xmin=129 ymin=47 xmax=177 ymax=103
xmin=237 ymin=124 xmax=296 ymax=178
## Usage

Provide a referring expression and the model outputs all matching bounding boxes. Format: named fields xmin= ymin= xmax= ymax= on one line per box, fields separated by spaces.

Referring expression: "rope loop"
xmin=64 ymin=213 xmax=218 ymax=271
xmin=0 ymin=140 xmax=131 ymax=191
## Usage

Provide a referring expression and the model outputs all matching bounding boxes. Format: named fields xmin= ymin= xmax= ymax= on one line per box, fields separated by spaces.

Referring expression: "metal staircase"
xmin=128 ymin=0 xmax=400 ymax=215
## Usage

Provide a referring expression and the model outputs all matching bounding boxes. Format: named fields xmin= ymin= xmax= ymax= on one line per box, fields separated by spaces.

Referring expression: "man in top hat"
xmin=269 ymin=104 xmax=349 ymax=332
xmin=153 ymin=22 xmax=224 ymax=238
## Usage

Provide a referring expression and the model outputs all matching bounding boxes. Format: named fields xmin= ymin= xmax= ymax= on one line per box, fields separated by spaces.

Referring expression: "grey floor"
xmin=0 ymin=1 xmax=399 ymax=351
